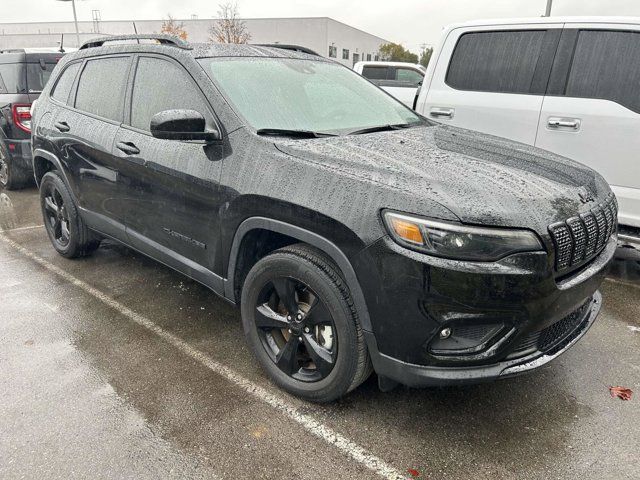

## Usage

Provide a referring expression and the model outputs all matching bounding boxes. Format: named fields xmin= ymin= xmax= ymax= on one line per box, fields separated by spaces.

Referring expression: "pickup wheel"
xmin=241 ymin=244 xmax=372 ymax=402
xmin=40 ymin=171 xmax=100 ymax=258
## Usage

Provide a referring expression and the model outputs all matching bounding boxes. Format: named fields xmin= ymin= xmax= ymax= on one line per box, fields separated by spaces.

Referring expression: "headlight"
xmin=383 ymin=211 xmax=543 ymax=261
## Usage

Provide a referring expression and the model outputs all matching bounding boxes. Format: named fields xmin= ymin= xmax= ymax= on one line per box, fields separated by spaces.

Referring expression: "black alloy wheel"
xmin=43 ymin=182 xmax=71 ymax=249
xmin=255 ymin=276 xmax=337 ymax=382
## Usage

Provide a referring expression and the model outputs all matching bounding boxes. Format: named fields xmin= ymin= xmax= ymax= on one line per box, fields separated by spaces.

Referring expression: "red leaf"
xmin=609 ymin=386 xmax=633 ymax=401
xmin=407 ymin=469 xmax=420 ymax=478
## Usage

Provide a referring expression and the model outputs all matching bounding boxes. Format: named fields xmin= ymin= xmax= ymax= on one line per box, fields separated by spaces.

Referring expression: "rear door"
xmin=535 ymin=25 xmax=640 ymax=228
xmin=422 ymin=24 xmax=562 ymax=145
xmin=114 ymin=54 xmax=226 ymax=285
xmin=51 ymin=55 xmax=132 ymax=237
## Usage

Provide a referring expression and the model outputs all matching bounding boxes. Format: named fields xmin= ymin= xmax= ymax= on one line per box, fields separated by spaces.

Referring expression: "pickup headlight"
xmin=383 ymin=211 xmax=543 ymax=261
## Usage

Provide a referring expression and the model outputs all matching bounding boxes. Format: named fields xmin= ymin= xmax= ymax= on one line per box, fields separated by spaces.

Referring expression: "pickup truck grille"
xmin=548 ymin=193 xmax=617 ymax=273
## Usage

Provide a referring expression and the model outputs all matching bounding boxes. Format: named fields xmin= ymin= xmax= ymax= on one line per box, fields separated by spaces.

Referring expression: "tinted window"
xmin=51 ymin=62 xmax=80 ymax=104
xmin=130 ymin=57 xmax=212 ymax=131
xmin=75 ymin=57 xmax=130 ymax=121
xmin=565 ymin=30 xmax=640 ymax=113
xmin=446 ymin=30 xmax=546 ymax=94
xmin=395 ymin=68 xmax=423 ymax=84
xmin=362 ymin=66 xmax=391 ymax=81
xmin=26 ymin=62 xmax=57 ymax=93
xmin=0 ymin=64 xmax=24 ymax=94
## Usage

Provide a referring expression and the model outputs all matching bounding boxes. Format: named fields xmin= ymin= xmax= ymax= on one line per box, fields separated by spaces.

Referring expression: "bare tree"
xmin=209 ymin=2 xmax=251 ymax=44
xmin=161 ymin=14 xmax=188 ymax=40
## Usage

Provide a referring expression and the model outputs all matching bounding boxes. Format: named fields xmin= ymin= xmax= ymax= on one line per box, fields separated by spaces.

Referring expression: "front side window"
xmin=565 ymin=30 xmax=640 ymax=114
xmin=342 ymin=49 xmax=350 ymax=60
xmin=328 ymin=46 xmax=337 ymax=58
xmin=395 ymin=68 xmax=423 ymax=85
xmin=51 ymin=62 xmax=81 ymax=104
xmin=75 ymin=56 xmax=130 ymax=121
xmin=130 ymin=56 xmax=212 ymax=131
xmin=200 ymin=57 xmax=421 ymax=134
xmin=446 ymin=30 xmax=547 ymax=94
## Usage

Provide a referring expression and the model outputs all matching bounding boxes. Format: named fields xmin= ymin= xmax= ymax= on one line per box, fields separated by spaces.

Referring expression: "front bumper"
xmin=355 ymin=232 xmax=616 ymax=387
xmin=2 ymin=138 xmax=33 ymax=171
xmin=365 ymin=291 xmax=600 ymax=387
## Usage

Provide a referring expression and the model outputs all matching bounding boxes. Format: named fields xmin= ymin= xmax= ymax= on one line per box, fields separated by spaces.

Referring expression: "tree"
xmin=209 ymin=2 xmax=251 ymax=44
xmin=379 ymin=43 xmax=418 ymax=63
xmin=419 ymin=46 xmax=433 ymax=68
xmin=161 ymin=14 xmax=188 ymax=40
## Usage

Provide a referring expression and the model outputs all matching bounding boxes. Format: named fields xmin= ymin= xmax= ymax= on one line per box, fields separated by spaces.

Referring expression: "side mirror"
xmin=150 ymin=109 xmax=221 ymax=142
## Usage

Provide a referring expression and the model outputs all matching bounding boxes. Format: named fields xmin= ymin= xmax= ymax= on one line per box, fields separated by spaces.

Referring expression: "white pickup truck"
xmin=415 ymin=16 xmax=640 ymax=245
xmin=354 ymin=61 xmax=425 ymax=108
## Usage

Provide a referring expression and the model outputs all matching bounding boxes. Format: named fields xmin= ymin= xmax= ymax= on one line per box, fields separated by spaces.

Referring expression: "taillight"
xmin=12 ymin=104 xmax=32 ymax=133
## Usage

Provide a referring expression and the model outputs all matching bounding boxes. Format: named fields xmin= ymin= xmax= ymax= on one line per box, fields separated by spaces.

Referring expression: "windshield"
xmin=199 ymin=57 xmax=422 ymax=134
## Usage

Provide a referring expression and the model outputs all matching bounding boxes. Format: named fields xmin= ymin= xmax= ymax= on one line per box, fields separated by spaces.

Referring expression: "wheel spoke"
xmin=305 ymin=298 xmax=333 ymax=326
xmin=255 ymin=304 xmax=290 ymax=330
xmin=44 ymin=196 xmax=59 ymax=214
xmin=275 ymin=335 xmax=300 ymax=375
xmin=60 ymin=220 xmax=70 ymax=241
xmin=303 ymin=333 xmax=334 ymax=376
xmin=53 ymin=218 xmax=62 ymax=240
xmin=272 ymin=277 xmax=299 ymax=315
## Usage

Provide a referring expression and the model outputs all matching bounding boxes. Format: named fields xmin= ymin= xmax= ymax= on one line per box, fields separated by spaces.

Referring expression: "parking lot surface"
xmin=1 ymin=187 xmax=639 ymax=480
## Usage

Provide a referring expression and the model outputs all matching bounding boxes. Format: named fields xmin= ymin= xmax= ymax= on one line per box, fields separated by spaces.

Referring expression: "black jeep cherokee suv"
xmin=32 ymin=35 xmax=617 ymax=402
xmin=1 ymin=48 xmax=64 ymax=189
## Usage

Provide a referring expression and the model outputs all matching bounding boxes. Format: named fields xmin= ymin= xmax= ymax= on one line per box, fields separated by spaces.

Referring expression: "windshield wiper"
xmin=256 ymin=128 xmax=337 ymax=138
xmin=347 ymin=123 xmax=417 ymax=136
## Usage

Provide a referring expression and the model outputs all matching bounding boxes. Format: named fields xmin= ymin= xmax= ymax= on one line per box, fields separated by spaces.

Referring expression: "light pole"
xmin=56 ymin=0 xmax=81 ymax=47
xmin=544 ymin=0 xmax=553 ymax=16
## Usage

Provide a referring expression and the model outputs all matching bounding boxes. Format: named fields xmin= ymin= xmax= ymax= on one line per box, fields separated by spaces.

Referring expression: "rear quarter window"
xmin=51 ymin=62 xmax=81 ymax=104
xmin=446 ymin=30 xmax=547 ymax=94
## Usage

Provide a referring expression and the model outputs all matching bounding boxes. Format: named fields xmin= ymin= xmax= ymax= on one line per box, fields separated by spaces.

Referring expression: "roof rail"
xmin=254 ymin=44 xmax=321 ymax=56
xmin=80 ymin=34 xmax=192 ymax=50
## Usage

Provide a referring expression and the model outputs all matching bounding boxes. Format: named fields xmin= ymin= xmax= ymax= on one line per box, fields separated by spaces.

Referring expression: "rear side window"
xmin=75 ymin=56 xmax=130 ymax=121
xmin=565 ymin=30 xmax=640 ymax=114
xmin=51 ymin=62 xmax=80 ymax=104
xmin=0 ymin=64 xmax=23 ymax=94
xmin=362 ymin=66 xmax=391 ymax=81
xmin=446 ymin=30 xmax=547 ymax=94
xmin=130 ymin=56 xmax=212 ymax=131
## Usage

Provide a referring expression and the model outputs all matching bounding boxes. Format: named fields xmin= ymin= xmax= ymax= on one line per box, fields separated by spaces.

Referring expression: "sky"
xmin=2 ymin=0 xmax=640 ymax=53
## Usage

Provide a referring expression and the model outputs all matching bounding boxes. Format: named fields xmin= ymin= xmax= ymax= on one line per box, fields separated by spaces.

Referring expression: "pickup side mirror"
xmin=150 ymin=109 xmax=221 ymax=142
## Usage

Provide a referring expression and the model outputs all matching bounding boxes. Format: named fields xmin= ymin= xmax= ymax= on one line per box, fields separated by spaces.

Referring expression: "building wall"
xmin=0 ymin=17 xmax=388 ymax=66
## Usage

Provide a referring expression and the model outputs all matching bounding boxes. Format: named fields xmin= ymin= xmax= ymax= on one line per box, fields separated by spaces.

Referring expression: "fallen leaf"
xmin=407 ymin=469 xmax=420 ymax=477
xmin=24 ymin=339 xmax=34 ymax=346
xmin=609 ymin=386 xmax=633 ymax=401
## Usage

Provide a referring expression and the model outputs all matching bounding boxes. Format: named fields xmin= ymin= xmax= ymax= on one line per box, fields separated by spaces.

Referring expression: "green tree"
xmin=419 ymin=46 xmax=433 ymax=68
xmin=379 ymin=43 xmax=419 ymax=63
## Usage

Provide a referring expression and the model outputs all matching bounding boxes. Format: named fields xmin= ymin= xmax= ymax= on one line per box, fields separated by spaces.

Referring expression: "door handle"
xmin=54 ymin=121 xmax=70 ymax=132
xmin=429 ymin=107 xmax=454 ymax=119
xmin=116 ymin=141 xmax=140 ymax=155
xmin=547 ymin=117 xmax=580 ymax=130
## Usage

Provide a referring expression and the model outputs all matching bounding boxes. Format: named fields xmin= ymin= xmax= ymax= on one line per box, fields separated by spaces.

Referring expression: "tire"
xmin=40 ymin=171 xmax=100 ymax=258
xmin=241 ymin=243 xmax=372 ymax=402
xmin=0 ymin=143 xmax=31 ymax=190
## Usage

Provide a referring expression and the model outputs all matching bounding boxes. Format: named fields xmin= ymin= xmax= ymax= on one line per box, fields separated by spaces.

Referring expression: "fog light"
xmin=439 ymin=327 xmax=452 ymax=339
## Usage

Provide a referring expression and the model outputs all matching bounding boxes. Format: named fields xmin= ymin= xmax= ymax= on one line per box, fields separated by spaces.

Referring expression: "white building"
xmin=0 ymin=17 xmax=388 ymax=66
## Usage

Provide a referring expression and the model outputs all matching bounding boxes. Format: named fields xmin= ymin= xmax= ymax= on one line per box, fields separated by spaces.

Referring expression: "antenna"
xmin=132 ymin=22 xmax=140 ymax=43
xmin=59 ymin=33 xmax=65 ymax=53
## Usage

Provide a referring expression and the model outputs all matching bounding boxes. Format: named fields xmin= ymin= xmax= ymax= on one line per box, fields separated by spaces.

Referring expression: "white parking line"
xmin=0 ymin=233 xmax=409 ymax=480
xmin=0 ymin=224 xmax=45 ymax=233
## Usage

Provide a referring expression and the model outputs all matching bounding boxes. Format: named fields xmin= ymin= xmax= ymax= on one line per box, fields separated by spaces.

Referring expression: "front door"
xmin=114 ymin=55 xmax=226 ymax=288
xmin=535 ymin=26 xmax=640 ymax=228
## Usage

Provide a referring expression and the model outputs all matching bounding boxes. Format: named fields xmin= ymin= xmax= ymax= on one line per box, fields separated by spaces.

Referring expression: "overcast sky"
xmin=3 ymin=0 xmax=640 ymax=52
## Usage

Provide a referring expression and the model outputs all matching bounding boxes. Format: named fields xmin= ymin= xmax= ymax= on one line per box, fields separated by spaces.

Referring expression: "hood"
xmin=274 ymin=124 xmax=611 ymax=235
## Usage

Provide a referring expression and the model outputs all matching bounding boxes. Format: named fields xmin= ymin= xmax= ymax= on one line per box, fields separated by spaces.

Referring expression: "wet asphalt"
xmin=1 ymin=187 xmax=639 ymax=480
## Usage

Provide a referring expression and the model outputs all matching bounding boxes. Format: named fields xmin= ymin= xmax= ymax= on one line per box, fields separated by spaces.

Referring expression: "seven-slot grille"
xmin=548 ymin=193 xmax=617 ymax=272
